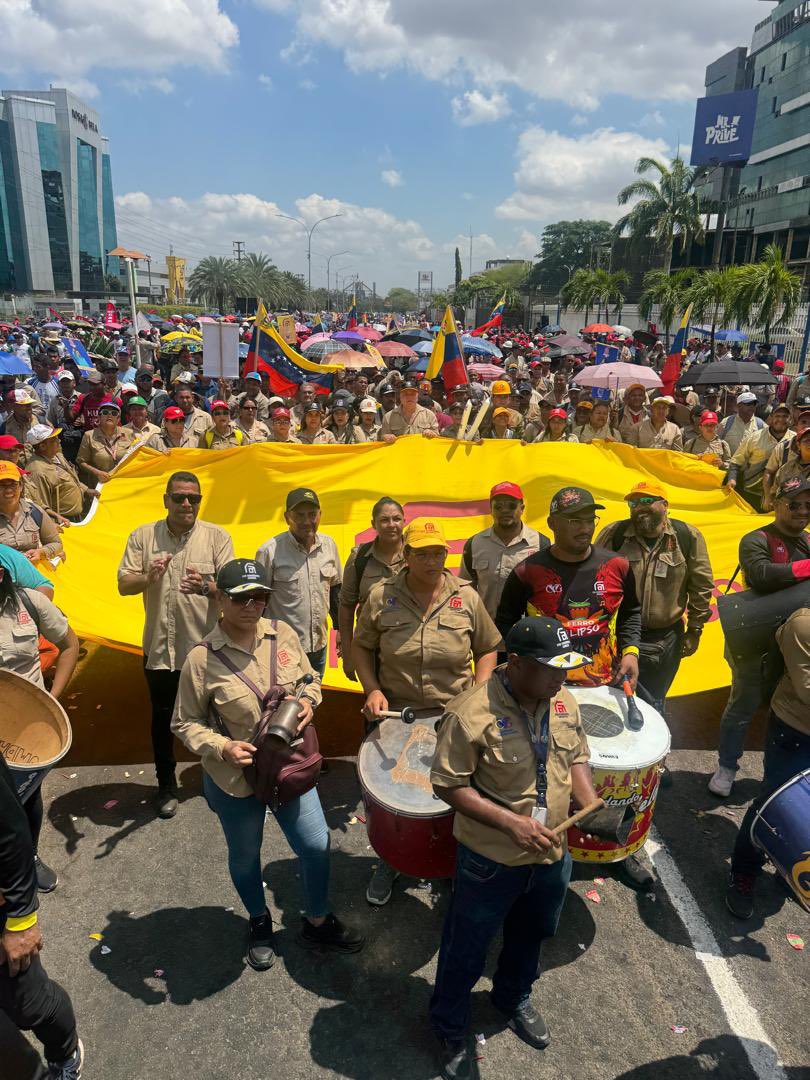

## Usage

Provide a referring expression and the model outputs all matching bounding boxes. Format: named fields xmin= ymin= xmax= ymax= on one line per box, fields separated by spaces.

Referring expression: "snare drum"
xmin=751 ymin=768 xmax=810 ymax=912
xmin=357 ymin=716 xmax=456 ymax=879
xmin=567 ymin=685 xmax=671 ymax=863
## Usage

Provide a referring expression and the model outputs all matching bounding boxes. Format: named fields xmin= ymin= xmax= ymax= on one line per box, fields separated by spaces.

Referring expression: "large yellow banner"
xmin=49 ymin=438 xmax=762 ymax=696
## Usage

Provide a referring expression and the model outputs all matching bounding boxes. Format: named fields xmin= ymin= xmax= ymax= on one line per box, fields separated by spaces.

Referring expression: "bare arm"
xmin=473 ymin=650 xmax=498 ymax=684
xmin=338 ymin=604 xmax=358 ymax=680
xmin=434 ymin=784 xmax=557 ymax=853
xmin=49 ymin=628 xmax=80 ymax=700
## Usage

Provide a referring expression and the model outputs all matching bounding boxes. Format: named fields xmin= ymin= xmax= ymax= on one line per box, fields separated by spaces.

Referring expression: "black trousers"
xmin=637 ymin=623 xmax=684 ymax=718
xmin=0 ymin=955 xmax=77 ymax=1075
xmin=142 ymin=664 xmax=181 ymax=787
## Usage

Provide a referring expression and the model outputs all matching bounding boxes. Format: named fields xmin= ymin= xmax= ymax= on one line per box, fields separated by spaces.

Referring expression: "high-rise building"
xmin=0 ymin=87 xmax=118 ymax=295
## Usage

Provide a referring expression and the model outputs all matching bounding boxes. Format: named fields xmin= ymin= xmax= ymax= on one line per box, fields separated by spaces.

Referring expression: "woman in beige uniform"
xmin=75 ymin=401 xmax=134 ymax=485
xmin=352 ymin=517 xmax=501 ymax=905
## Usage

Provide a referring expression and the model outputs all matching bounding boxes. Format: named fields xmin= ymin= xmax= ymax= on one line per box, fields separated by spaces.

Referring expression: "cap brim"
xmin=526 ymin=650 xmax=590 ymax=670
xmin=224 ymin=583 xmax=271 ymax=596
xmin=406 ymin=537 xmax=449 ymax=549
xmin=287 ymin=498 xmax=320 ymax=510
xmin=556 ymin=502 xmax=605 ymax=513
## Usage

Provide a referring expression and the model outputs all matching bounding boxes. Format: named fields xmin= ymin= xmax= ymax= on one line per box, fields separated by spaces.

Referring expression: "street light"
xmin=325 ymin=250 xmax=350 ymax=310
xmin=274 ymin=211 xmax=345 ymax=294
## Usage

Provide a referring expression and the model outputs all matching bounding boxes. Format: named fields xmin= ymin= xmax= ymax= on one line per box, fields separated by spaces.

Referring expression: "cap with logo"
xmin=245 ymin=372 xmax=262 ymax=382
xmin=272 ymin=407 xmax=291 ymax=420
xmin=304 ymin=402 xmax=323 ymax=414
xmin=55 ymin=369 xmax=75 ymax=382
xmin=120 ymin=383 xmax=138 ymax=396
xmin=775 ymin=477 xmax=810 ymax=502
xmin=491 ymin=380 xmax=511 ymax=396
xmin=625 ymin=480 xmax=667 ymax=502
xmin=0 ymin=434 xmax=23 ymax=450
xmin=549 ymin=486 xmax=605 ymax=515
xmin=651 ymin=395 xmax=674 ymax=406
xmin=0 ymin=460 xmax=22 ymax=482
xmin=490 ymin=481 xmax=524 ymax=502
xmin=216 ymin=558 xmax=271 ymax=595
xmin=98 ymin=401 xmax=121 ymax=414
xmin=358 ymin=397 xmax=378 ymax=414
xmin=400 ymin=379 xmax=419 ymax=391
xmin=127 ymin=396 xmax=148 ymax=408
xmin=404 ymin=517 xmax=448 ymax=549
xmin=286 ymin=487 xmax=320 ymax=511
xmin=548 ymin=407 xmax=568 ymax=420
xmin=163 ymin=406 xmax=185 ymax=421
xmin=12 ymin=388 xmax=38 ymax=406
xmin=25 ymin=424 xmax=61 ymax=446
xmin=737 ymin=391 xmax=757 ymax=404
xmin=210 ymin=399 xmax=229 ymax=412
xmin=504 ymin=616 xmax=589 ymax=669
xmin=492 ymin=407 xmax=511 ymax=418
xmin=700 ymin=411 xmax=719 ymax=425
xmin=174 ymin=371 xmax=195 ymax=385
xmin=575 ymin=399 xmax=593 ymax=410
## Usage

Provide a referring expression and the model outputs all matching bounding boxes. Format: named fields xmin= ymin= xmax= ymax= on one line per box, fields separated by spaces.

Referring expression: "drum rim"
xmin=571 ymin=685 xmax=671 ymax=770
xmin=357 ymin=714 xmax=450 ymax=816
xmin=0 ymin=669 xmax=73 ymax=772
xmin=751 ymin=767 xmax=810 ymax=825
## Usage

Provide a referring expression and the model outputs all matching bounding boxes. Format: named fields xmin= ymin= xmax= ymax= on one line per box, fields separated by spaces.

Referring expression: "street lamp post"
xmin=325 ymin=250 xmax=350 ymax=310
xmin=274 ymin=212 xmax=345 ymax=295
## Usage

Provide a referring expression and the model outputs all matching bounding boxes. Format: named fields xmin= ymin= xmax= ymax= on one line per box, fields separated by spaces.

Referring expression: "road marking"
xmin=647 ymin=827 xmax=787 ymax=1080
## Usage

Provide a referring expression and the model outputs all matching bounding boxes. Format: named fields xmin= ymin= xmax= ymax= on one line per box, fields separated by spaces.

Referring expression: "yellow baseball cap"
xmin=491 ymin=380 xmax=511 ymax=395
xmin=404 ymin=518 xmax=449 ymax=549
xmin=624 ymin=480 xmax=668 ymax=502
xmin=492 ymin=407 xmax=511 ymax=418
xmin=0 ymin=461 xmax=22 ymax=482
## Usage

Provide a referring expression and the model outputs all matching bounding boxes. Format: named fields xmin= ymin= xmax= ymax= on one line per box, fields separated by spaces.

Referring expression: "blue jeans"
xmin=731 ymin=712 xmax=810 ymax=876
xmin=306 ymin=647 xmax=327 ymax=678
xmin=203 ymin=773 xmax=331 ymax=919
xmin=429 ymin=844 xmax=572 ymax=1040
xmin=717 ymin=646 xmax=763 ymax=771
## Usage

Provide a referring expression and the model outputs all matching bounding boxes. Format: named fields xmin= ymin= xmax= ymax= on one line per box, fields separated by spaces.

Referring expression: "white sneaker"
xmin=708 ymin=765 xmax=735 ymax=797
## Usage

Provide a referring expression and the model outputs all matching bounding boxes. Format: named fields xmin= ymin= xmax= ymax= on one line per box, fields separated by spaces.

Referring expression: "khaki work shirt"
xmin=721 ymin=414 xmax=762 ymax=456
xmin=774 ymin=456 xmax=810 ymax=489
xmin=596 ymin=520 xmax=713 ymax=633
xmin=254 ymin=531 xmax=342 ymax=653
xmin=618 ymin=407 xmax=649 ymax=441
xmin=235 ymin=420 xmax=270 ymax=444
xmin=624 ymin=418 xmax=683 ymax=452
xmin=123 ymin=421 xmax=161 ymax=449
xmin=379 ymin=405 xmax=439 ymax=438
xmin=266 ymin=432 xmax=301 ymax=444
xmin=298 ymin=429 xmax=337 ymax=445
xmin=183 ymin=407 xmax=213 ymax=440
xmin=199 ymin=426 xmax=245 ymax=450
xmin=230 ymin=390 xmax=271 ymax=422
xmin=340 ymin=541 xmax=405 ymax=609
xmin=459 ymin=524 xmax=546 ymax=619
xmin=765 ymin=434 xmax=799 ymax=477
xmin=330 ymin=425 xmax=368 ymax=444
xmin=729 ymin=426 xmax=788 ymax=497
xmin=118 ymin=519 xmax=235 ymax=670
xmin=575 ymin=423 xmax=622 ymax=444
xmin=144 ymin=426 xmax=200 ymax=451
xmin=353 ymin=569 xmax=502 ymax=711
xmin=75 ymin=426 xmax=135 ymax=483
xmin=4 ymin=416 xmax=37 ymax=463
xmin=0 ymin=498 xmax=62 ymax=560
xmin=0 ymin=590 xmax=69 ymax=689
xmin=24 ymin=453 xmax=88 ymax=520
xmin=172 ymin=618 xmax=322 ymax=796
xmin=685 ymin=434 xmax=730 ymax=464
xmin=771 ymin=608 xmax=810 ymax=737
xmin=431 ymin=674 xmax=590 ymax=866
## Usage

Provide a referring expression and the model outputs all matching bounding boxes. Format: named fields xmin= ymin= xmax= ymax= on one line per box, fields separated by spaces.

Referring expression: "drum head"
xmin=568 ymin=685 xmax=670 ymax=770
xmin=358 ymin=717 xmax=451 ymax=817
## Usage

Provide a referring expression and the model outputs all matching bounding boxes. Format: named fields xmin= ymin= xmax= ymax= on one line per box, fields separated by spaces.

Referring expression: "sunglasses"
xmin=212 ymin=410 xmax=230 ymax=417
xmin=167 ymin=492 xmax=202 ymax=505
xmin=627 ymin=496 xmax=661 ymax=507
xmin=225 ymin=592 xmax=268 ymax=607
xmin=241 ymin=405 xmax=257 ymax=411
xmin=165 ymin=418 xmax=185 ymax=425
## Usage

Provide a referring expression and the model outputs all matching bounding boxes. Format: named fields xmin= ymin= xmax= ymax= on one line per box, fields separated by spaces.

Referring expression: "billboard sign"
xmin=690 ymin=89 xmax=759 ymax=167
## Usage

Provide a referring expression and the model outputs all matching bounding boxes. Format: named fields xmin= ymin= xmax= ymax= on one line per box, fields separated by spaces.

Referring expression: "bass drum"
xmin=567 ymin=685 xmax=670 ymax=863
xmin=0 ymin=669 xmax=72 ymax=803
xmin=357 ymin=716 xmax=456 ymax=879
xmin=751 ymin=768 xmax=810 ymax=913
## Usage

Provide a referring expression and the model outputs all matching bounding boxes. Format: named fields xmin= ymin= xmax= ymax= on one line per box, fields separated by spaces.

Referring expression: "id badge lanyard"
xmin=528 ymin=708 xmax=550 ymax=826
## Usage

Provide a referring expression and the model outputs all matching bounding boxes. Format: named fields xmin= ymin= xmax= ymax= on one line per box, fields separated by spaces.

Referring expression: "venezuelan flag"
xmin=244 ymin=301 xmax=268 ymax=373
xmin=470 ymin=292 xmax=506 ymax=337
xmin=661 ymin=304 xmax=693 ymax=396
xmin=386 ymin=314 xmax=398 ymax=334
xmin=425 ymin=306 xmax=468 ymax=391
xmin=347 ymin=294 xmax=358 ymax=330
xmin=257 ymin=323 xmax=342 ymax=397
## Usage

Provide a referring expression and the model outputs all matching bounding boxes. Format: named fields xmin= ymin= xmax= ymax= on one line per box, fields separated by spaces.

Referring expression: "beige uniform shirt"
xmin=298 ymin=429 xmax=337 ymax=445
xmin=0 ymin=590 xmax=69 ymax=689
xmin=774 ymin=456 xmax=810 ymax=489
xmin=254 ymin=531 xmax=342 ymax=653
xmin=75 ymin=427 xmax=135 ymax=483
xmin=123 ymin=421 xmax=161 ymax=449
xmin=144 ymin=426 xmax=200 ymax=451
xmin=575 ymin=423 xmax=622 ymax=444
xmin=729 ymin=426 xmax=789 ymax=498
xmin=625 ymin=418 xmax=684 ymax=451
xmin=771 ymin=607 xmax=810 ymax=737
xmin=4 ymin=416 xmax=36 ymax=462
xmin=431 ymin=674 xmax=590 ymax=866
xmin=379 ymin=405 xmax=439 ymax=438
xmin=340 ymin=542 xmax=405 ymax=609
xmin=24 ymin=453 xmax=88 ymax=519
xmin=596 ymin=519 xmax=713 ymax=632
xmin=183 ymin=407 xmax=213 ymax=440
xmin=172 ymin=617 xmax=322 ymax=796
xmin=235 ymin=420 xmax=270 ymax=444
xmin=618 ymin=407 xmax=649 ymax=441
xmin=353 ymin=569 xmax=502 ymax=711
xmin=118 ymin=518 xmax=235 ymax=670
xmin=266 ymin=432 xmax=302 ymax=444
xmin=685 ymin=434 xmax=730 ymax=464
xmin=721 ymin=414 xmax=762 ymax=456
xmin=459 ymin=524 xmax=546 ymax=619
xmin=330 ymin=425 xmax=368 ymax=444
xmin=0 ymin=498 xmax=62 ymax=560
xmin=199 ymin=426 xmax=245 ymax=450
xmin=765 ymin=434 xmax=798 ymax=478
xmin=230 ymin=390 xmax=271 ymax=422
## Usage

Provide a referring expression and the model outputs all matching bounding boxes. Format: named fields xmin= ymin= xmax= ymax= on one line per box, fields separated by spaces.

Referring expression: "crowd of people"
xmin=0 ymin=310 xmax=808 ymax=1080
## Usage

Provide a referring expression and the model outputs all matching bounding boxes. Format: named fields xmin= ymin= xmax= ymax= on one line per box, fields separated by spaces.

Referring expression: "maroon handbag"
xmin=205 ymin=625 xmax=322 ymax=811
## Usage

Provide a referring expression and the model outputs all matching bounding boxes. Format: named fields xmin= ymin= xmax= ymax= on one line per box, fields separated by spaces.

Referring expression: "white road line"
xmin=647 ymin=827 xmax=787 ymax=1080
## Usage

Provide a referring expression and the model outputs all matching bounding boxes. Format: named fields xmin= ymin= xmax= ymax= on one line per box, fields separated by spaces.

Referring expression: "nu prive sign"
xmin=71 ymin=108 xmax=98 ymax=134
xmin=690 ymin=89 xmax=759 ymax=168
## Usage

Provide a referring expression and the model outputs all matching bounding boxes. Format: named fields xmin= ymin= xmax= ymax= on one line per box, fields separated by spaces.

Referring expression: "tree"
xmin=591 ymin=268 xmax=630 ymax=321
xmin=385 ymin=287 xmax=419 ymax=312
xmin=686 ymin=268 xmax=740 ymax=356
xmin=104 ymin=273 xmax=123 ymax=293
xmin=729 ymin=243 xmax=803 ymax=346
xmin=454 ymin=247 xmax=463 ymax=288
xmin=527 ymin=220 xmax=612 ymax=293
xmin=560 ymin=268 xmax=599 ymax=325
xmin=638 ymin=268 xmax=696 ymax=348
xmin=614 ymin=157 xmax=706 ymax=275
xmin=187 ymin=256 xmax=242 ymax=311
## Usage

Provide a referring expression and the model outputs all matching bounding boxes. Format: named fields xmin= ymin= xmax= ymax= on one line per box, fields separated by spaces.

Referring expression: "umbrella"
xmin=372 ymin=323 xmax=387 ymax=332
xmin=407 ymin=356 xmax=429 ymax=374
xmin=611 ymin=324 xmax=634 ymax=337
xmin=333 ymin=330 xmax=366 ymax=345
xmin=583 ymin=323 xmax=613 ymax=335
xmin=467 ymin=362 xmax=506 ymax=381
xmin=238 ymin=342 xmax=249 ymax=359
xmin=41 ymin=321 xmax=65 ymax=330
xmin=676 ymin=359 xmax=777 ymax=388
xmin=355 ymin=326 xmax=383 ymax=341
xmin=387 ymin=329 xmax=433 ymax=346
xmin=0 ymin=351 xmax=32 ymax=376
xmin=411 ymin=340 xmax=434 ymax=355
xmin=541 ymin=324 xmax=563 ymax=334
xmin=161 ymin=331 xmax=203 ymax=354
xmin=301 ymin=332 xmax=333 ymax=347
xmin=715 ymin=329 xmax=748 ymax=342
xmin=376 ymin=341 xmax=417 ymax=360
xmin=144 ymin=313 xmax=164 ymax=323
xmin=575 ymin=363 xmax=662 ymax=391
xmin=633 ymin=330 xmax=659 ymax=346
xmin=544 ymin=334 xmax=591 ymax=357
xmin=303 ymin=340 xmax=352 ymax=360
xmin=328 ymin=349 xmax=383 ymax=370
xmin=461 ymin=335 xmax=502 ymax=358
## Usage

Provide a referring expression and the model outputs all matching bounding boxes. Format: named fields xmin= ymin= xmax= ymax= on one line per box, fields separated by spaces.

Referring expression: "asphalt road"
xmin=13 ymin=646 xmax=810 ymax=1080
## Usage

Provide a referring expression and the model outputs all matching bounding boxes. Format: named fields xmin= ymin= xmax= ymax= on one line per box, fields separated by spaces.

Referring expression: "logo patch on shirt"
xmin=278 ymin=650 xmax=291 ymax=665
xmin=449 ymin=596 xmax=463 ymax=609
xmin=17 ymin=610 xmax=32 ymax=625
xmin=496 ymin=717 xmax=513 ymax=732
xmin=554 ymin=700 xmax=568 ymax=715
xmin=386 ymin=596 xmax=398 ymax=607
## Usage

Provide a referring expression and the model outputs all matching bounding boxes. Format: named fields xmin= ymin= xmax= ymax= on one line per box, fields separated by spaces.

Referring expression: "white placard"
xmin=202 ymin=323 xmax=240 ymax=379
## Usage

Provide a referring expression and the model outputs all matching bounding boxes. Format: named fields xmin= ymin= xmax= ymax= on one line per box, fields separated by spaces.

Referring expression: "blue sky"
xmin=8 ymin=0 xmax=766 ymax=292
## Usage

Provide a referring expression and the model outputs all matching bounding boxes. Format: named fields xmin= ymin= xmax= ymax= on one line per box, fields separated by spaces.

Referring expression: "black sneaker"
xmin=490 ymin=995 xmax=550 ymax=1049
xmin=725 ymin=871 xmax=756 ymax=919
xmin=35 ymin=855 xmax=59 ymax=893
xmin=47 ymin=1038 xmax=84 ymax=1078
xmin=155 ymin=785 xmax=178 ymax=819
xmin=436 ymin=1036 xmax=481 ymax=1080
xmin=247 ymin=909 xmax=276 ymax=971
xmin=297 ymin=913 xmax=365 ymax=953
xmin=615 ymin=853 xmax=655 ymax=892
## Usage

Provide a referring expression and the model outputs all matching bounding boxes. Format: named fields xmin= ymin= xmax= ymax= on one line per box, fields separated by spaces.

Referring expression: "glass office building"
xmin=0 ymin=88 xmax=118 ymax=294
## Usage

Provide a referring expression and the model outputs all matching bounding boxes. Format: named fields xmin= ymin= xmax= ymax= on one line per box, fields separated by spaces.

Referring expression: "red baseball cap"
xmin=0 ymin=434 xmax=23 ymax=450
xmin=774 ymin=359 xmax=785 ymax=371
xmin=548 ymin=408 xmax=568 ymax=420
xmin=700 ymin=410 xmax=719 ymax=425
xmin=272 ymin=407 xmax=291 ymax=420
xmin=490 ymin=481 xmax=524 ymax=501
xmin=163 ymin=406 xmax=185 ymax=420
xmin=210 ymin=399 xmax=229 ymax=411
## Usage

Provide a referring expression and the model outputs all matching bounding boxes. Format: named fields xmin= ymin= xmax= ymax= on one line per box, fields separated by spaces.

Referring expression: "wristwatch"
xmin=201 ymin=580 xmax=212 ymax=597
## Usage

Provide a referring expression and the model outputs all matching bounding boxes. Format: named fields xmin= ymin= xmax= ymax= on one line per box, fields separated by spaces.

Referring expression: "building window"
xmin=772 ymin=97 xmax=778 ymax=114
xmin=760 ymin=65 xmax=766 ymax=83
xmin=757 ymin=176 xmax=763 ymax=192
xmin=101 ymin=154 xmax=119 ymax=280
xmin=781 ymin=53 xmax=787 ymax=71
xmin=76 ymin=139 xmax=103 ymax=293
xmin=36 ymin=123 xmax=72 ymax=292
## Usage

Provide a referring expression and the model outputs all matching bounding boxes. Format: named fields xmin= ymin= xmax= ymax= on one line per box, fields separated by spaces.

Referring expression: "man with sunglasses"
xmin=118 ymin=472 xmax=234 ymax=818
xmin=709 ymin=477 xmax=810 ymax=798
xmin=199 ymin=400 xmax=245 ymax=450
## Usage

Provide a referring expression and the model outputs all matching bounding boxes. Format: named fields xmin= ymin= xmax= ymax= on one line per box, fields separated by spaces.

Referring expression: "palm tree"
xmin=685 ymin=267 xmax=741 ymax=357
xmin=638 ymin=268 xmax=696 ymax=348
xmin=561 ymin=268 xmax=599 ymax=325
xmin=729 ymin=243 xmax=803 ymax=346
xmin=615 ymin=157 xmax=706 ymax=275
xmin=591 ymin=268 xmax=630 ymax=322
xmin=187 ymin=256 xmax=242 ymax=311
xmin=238 ymin=252 xmax=277 ymax=304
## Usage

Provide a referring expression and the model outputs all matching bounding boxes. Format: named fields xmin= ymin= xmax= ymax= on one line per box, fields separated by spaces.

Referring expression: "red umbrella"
xmin=376 ymin=340 xmax=417 ymax=359
xmin=583 ymin=323 xmax=613 ymax=334
xmin=356 ymin=326 xmax=383 ymax=341
xmin=467 ymin=362 xmax=506 ymax=381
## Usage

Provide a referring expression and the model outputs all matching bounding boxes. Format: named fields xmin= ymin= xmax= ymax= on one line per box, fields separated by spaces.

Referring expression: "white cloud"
xmin=461 ymin=192 xmax=475 ymax=201
xmin=122 ymin=76 xmax=176 ymax=95
xmin=255 ymin=0 xmax=762 ymax=108
xmin=636 ymin=109 xmax=665 ymax=128
xmin=451 ymin=89 xmax=510 ymax=127
xmin=3 ymin=0 xmax=237 ymax=87
xmin=571 ymin=113 xmax=589 ymax=127
xmin=513 ymin=229 xmax=539 ymax=259
xmin=496 ymin=126 xmax=670 ymax=224
xmin=53 ymin=77 xmax=100 ymax=100
xmin=442 ymin=233 xmax=497 ymax=257
xmin=381 ymin=169 xmax=403 ymax=188
xmin=298 ymin=78 xmax=317 ymax=91
xmin=258 ymin=73 xmax=273 ymax=90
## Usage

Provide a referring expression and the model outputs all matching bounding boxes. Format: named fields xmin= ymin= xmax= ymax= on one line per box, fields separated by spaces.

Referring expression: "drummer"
xmin=429 ymin=616 xmax=598 ymax=1079
xmin=352 ymin=518 xmax=501 ymax=906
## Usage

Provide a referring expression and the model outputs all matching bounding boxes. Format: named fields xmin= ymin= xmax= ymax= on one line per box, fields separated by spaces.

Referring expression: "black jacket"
xmin=0 ymin=754 xmax=38 ymax=930
xmin=739 ymin=523 xmax=810 ymax=593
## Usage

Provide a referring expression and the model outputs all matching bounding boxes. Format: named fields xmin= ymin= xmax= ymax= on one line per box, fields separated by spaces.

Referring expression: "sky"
xmin=6 ymin=0 xmax=767 ymax=294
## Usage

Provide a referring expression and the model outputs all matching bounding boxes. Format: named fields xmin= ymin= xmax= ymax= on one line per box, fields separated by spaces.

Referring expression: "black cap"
xmin=400 ymin=379 xmax=419 ymax=390
xmin=775 ymin=477 xmax=810 ymax=502
xmin=98 ymin=359 xmax=118 ymax=373
xmin=216 ymin=558 xmax=271 ymax=595
xmin=794 ymin=394 xmax=810 ymax=410
xmin=517 ymin=381 xmax=532 ymax=393
xmin=505 ymin=617 xmax=589 ymax=669
xmin=286 ymin=487 xmax=320 ymax=511
xmin=304 ymin=402 xmax=323 ymax=413
xmin=549 ymin=487 xmax=605 ymax=515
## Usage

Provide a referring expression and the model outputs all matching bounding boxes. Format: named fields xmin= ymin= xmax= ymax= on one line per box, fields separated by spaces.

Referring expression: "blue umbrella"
xmin=333 ymin=331 xmax=365 ymax=345
xmin=715 ymin=329 xmax=748 ymax=342
xmin=0 ymin=351 xmax=32 ymax=376
xmin=238 ymin=342 xmax=249 ymax=359
xmin=411 ymin=340 xmax=434 ymax=355
xmin=542 ymin=324 xmax=563 ymax=334
xmin=407 ymin=356 xmax=429 ymax=373
xmin=462 ymin=335 xmax=502 ymax=358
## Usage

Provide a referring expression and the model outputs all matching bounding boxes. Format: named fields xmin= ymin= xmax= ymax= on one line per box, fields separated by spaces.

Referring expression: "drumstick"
xmin=550 ymin=797 xmax=605 ymax=843
xmin=377 ymin=708 xmax=416 ymax=723
xmin=456 ymin=399 xmax=473 ymax=441
xmin=464 ymin=400 xmax=490 ymax=441
xmin=623 ymin=680 xmax=644 ymax=731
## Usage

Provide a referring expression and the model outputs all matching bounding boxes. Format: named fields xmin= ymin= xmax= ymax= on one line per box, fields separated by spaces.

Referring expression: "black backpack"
xmin=607 ymin=518 xmax=695 ymax=561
